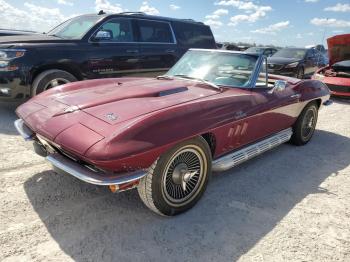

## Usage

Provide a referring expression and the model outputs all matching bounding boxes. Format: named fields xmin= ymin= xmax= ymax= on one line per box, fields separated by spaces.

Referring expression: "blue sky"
xmin=1 ymin=0 xmax=349 ymax=47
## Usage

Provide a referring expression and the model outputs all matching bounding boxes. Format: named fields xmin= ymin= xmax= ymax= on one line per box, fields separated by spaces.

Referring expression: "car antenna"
xmin=98 ymin=10 xmax=106 ymax=15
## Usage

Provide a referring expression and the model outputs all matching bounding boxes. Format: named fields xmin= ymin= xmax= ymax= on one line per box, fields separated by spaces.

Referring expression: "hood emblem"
xmin=106 ymin=113 xmax=118 ymax=121
xmin=64 ymin=106 xmax=80 ymax=113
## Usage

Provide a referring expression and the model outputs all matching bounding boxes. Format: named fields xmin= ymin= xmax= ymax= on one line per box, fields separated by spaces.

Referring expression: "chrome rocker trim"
xmin=14 ymin=119 xmax=34 ymax=141
xmin=46 ymin=153 xmax=147 ymax=186
xmin=212 ymin=128 xmax=293 ymax=172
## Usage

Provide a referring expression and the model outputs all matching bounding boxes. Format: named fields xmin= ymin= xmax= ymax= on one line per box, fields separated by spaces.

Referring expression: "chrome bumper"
xmin=47 ymin=153 xmax=147 ymax=186
xmin=14 ymin=119 xmax=34 ymax=141
xmin=14 ymin=119 xmax=147 ymax=186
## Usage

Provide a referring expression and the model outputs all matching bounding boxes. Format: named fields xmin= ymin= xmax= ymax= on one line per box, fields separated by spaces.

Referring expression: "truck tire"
xmin=32 ymin=69 xmax=77 ymax=96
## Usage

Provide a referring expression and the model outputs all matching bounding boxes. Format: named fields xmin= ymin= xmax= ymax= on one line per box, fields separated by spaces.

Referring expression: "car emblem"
xmin=64 ymin=106 xmax=79 ymax=113
xmin=106 ymin=113 xmax=117 ymax=121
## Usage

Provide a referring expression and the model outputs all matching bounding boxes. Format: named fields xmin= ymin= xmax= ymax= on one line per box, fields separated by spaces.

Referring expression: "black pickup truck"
xmin=0 ymin=12 xmax=216 ymax=101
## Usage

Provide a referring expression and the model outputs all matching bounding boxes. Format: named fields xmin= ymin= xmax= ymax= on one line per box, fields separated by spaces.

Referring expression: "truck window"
xmin=98 ymin=18 xmax=133 ymax=42
xmin=137 ymin=20 xmax=174 ymax=43
xmin=172 ymin=22 xmax=215 ymax=48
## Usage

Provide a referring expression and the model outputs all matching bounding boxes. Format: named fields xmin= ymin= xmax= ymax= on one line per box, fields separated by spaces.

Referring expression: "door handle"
xmin=126 ymin=49 xmax=139 ymax=53
xmin=166 ymin=49 xmax=176 ymax=53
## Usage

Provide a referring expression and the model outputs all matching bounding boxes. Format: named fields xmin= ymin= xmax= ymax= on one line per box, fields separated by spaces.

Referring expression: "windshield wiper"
xmin=173 ymin=74 xmax=222 ymax=91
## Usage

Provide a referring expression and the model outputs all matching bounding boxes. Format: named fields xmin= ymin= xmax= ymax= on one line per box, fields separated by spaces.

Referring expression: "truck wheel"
xmin=32 ymin=69 xmax=77 ymax=96
xmin=290 ymin=102 xmax=318 ymax=146
xmin=137 ymin=137 xmax=212 ymax=216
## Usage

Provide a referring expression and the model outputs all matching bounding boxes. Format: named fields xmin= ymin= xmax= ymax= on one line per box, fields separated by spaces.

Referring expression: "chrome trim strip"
xmin=212 ymin=128 xmax=293 ymax=172
xmin=14 ymin=119 xmax=34 ymax=141
xmin=46 ymin=153 xmax=147 ymax=186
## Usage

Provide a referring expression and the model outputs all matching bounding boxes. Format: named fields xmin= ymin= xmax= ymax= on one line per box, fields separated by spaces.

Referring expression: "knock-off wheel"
xmin=137 ymin=137 xmax=212 ymax=216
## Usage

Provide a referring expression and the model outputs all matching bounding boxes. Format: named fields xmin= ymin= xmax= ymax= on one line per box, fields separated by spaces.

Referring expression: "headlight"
xmin=0 ymin=49 xmax=26 ymax=60
xmin=285 ymin=62 xmax=299 ymax=68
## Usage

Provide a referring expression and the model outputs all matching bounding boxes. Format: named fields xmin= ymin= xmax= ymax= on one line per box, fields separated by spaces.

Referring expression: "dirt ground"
xmin=0 ymin=99 xmax=349 ymax=262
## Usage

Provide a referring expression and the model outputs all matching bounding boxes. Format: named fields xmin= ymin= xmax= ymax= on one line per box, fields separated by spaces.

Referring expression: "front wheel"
xmin=290 ymin=102 xmax=318 ymax=146
xmin=137 ymin=137 xmax=212 ymax=216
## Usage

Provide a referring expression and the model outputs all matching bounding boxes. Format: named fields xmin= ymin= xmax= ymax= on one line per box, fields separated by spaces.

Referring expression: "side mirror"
xmin=93 ymin=30 xmax=112 ymax=41
xmin=268 ymin=80 xmax=287 ymax=94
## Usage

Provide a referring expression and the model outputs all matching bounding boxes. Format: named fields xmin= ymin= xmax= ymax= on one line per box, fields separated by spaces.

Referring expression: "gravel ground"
xmin=0 ymin=99 xmax=349 ymax=262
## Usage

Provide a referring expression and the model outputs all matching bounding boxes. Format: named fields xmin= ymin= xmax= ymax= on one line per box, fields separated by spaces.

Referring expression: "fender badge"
xmin=106 ymin=113 xmax=118 ymax=121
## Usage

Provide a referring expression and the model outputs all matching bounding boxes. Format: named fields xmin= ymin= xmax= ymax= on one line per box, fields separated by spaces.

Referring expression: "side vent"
xmin=158 ymin=87 xmax=188 ymax=97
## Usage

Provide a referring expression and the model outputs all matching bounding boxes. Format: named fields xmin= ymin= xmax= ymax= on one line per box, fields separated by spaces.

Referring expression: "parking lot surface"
xmin=0 ymin=99 xmax=349 ymax=262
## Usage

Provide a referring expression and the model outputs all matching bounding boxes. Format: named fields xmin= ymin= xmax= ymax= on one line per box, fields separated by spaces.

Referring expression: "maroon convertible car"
xmin=15 ymin=49 xmax=331 ymax=216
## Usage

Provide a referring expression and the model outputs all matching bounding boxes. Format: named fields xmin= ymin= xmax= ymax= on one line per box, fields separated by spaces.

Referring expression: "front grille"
xmin=327 ymin=84 xmax=350 ymax=93
xmin=268 ymin=64 xmax=284 ymax=70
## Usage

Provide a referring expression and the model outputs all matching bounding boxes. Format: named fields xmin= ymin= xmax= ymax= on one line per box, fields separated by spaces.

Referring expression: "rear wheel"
xmin=137 ymin=137 xmax=212 ymax=216
xmin=290 ymin=102 xmax=318 ymax=146
xmin=32 ymin=69 xmax=77 ymax=96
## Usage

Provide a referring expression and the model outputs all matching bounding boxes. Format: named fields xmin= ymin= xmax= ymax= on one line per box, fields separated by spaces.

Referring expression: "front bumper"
xmin=0 ymin=70 xmax=31 ymax=101
xmin=14 ymin=119 xmax=147 ymax=186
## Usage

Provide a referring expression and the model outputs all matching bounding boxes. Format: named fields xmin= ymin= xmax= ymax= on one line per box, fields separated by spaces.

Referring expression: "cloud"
xmin=0 ymin=0 xmax=67 ymax=32
xmin=205 ymin=8 xmax=228 ymax=20
xmin=310 ymin=18 xmax=350 ymax=28
xmin=305 ymin=0 xmax=319 ymax=3
xmin=204 ymin=8 xmax=228 ymax=28
xmin=204 ymin=19 xmax=223 ymax=28
xmin=169 ymin=4 xmax=180 ymax=10
xmin=251 ymin=21 xmax=290 ymax=34
xmin=215 ymin=0 xmax=272 ymax=26
xmin=296 ymin=33 xmax=302 ymax=39
xmin=58 ymin=0 xmax=73 ymax=6
xmin=140 ymin=1 xmax=159 ymax=15
xmin=95 ymin=0 xmax=123 ymax=13
xmin=324 ymin=3 xmax=350 ymax=12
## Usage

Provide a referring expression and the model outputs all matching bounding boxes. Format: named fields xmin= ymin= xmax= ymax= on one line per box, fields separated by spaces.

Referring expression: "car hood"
xmin=16 ymin=78 xmax=219 ymax=154
xmin=267 ymin=57 xmax=301 ymax=65
xmin=327 ymin=34 xmax=350 ymax=66
xmin=0 ymin=34 xmax=65 ymax=46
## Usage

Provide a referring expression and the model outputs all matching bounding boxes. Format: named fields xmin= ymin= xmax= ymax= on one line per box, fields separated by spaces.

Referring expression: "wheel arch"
xmin=30 ymin=63 xmax=83 ymax=85
xmin=201 ymin=132 xmax=216 ymax=156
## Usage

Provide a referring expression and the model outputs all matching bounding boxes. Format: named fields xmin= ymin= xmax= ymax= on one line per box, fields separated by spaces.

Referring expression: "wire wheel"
xmin=162 ymin=146 xmax=207 ymax=207
xmin=301 ymin=108 xmax=316 ymax=140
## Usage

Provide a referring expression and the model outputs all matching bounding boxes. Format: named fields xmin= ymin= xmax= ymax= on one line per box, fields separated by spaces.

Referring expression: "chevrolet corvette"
xmin=15 ymin=49 xmax=331 ymax=216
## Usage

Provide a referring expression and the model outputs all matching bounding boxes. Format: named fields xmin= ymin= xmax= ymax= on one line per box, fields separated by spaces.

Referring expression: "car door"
xmin=85 ymin=18 xmax=140 ymax=78
xmin=135 ymin=19 xmax=179 ymax=77
xmin=249 ymin=65 xmax=303 ymax=138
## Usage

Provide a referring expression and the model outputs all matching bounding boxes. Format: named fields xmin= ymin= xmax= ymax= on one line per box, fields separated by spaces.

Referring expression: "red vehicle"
xmin=313 ymin=34 xmax=350 ymax=97
xmin=15 ymin=49 xmax=331 ymax=216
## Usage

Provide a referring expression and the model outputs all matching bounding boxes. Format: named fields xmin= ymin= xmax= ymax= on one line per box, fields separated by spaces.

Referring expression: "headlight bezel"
xmin=0 ymin=49 xmax=26 ymax=60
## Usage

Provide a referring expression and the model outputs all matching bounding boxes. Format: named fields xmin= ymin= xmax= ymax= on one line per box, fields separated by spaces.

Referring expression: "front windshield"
xmin=166 ymin=50 xmax=259 ymax=88
xmin=48 ymin=16 xmax=101 ymax=40
xmin=245 ymin=47 xmax=263 ymax=53
xmin=272 ymin=48 xmax=306 ymax=59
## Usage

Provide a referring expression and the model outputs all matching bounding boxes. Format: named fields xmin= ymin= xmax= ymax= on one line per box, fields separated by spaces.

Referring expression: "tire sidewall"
xmin=151 ymin=137 xmax=212 ymax=216
xmin=292 ymin=103 xmax=318 ymax=145
xmin=32 ymin=70 xmax=77 ymax=96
